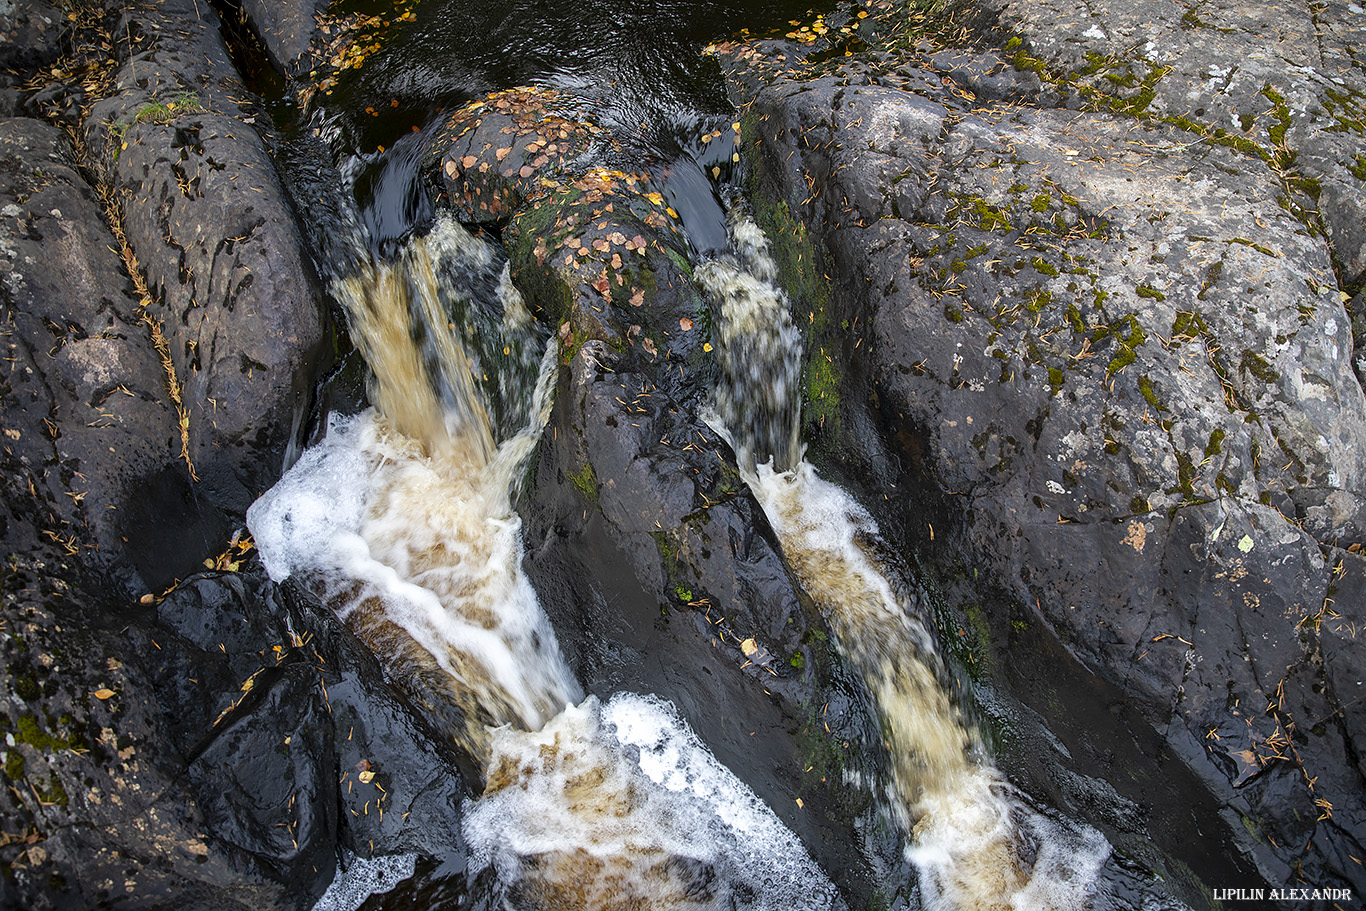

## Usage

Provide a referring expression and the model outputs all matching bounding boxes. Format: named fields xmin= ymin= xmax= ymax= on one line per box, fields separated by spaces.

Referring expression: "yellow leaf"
xmin=740 ymin=638 xmax=757 ymax=656
xmin=703 ymin=342 xmax=713 ymax=352
xmin=358 ymin=770 xmax=375 ymax=783
xmin=94 ymin=688 xmax=115 ymax=700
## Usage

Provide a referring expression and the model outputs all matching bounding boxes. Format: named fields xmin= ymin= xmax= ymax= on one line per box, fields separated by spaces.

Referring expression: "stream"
xmin=244 ymin=0 xmax=1183 ymax=907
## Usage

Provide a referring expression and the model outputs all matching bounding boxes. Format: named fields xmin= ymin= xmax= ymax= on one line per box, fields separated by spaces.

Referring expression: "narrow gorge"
xmin=0 ymin=0 xmax=1362 ymax=909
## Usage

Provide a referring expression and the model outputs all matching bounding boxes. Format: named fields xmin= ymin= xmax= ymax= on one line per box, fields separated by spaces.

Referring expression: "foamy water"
xmin=252 ymin=205 xmax=846 ymax=911
xmin=248 ymin=212 xmax=581 ymax=757
xmin=464 ymin=694 xmax=844 ymax=910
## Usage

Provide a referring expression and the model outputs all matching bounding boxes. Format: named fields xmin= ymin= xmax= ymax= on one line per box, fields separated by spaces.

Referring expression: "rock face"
xmin=716 ymin=0 xmax=1365 ymax=896
xmin=0 ymin=550 xmax=472 ymax=910
xmin=84 ymin=0 xmax=327 ymax=516
xmin=0 ymin=117 xmax=211 ymax=596
xmin=0 ymin=0 xmax=66 ymax=71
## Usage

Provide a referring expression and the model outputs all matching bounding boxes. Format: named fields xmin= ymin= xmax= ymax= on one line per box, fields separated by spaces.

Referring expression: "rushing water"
xmin=696 ymin=204 xmax=1111 ymax=910
xmin=247 ymin=204 xmax=839 ymax=907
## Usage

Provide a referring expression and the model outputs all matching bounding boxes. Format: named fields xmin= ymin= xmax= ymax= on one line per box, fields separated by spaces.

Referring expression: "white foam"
xmin=247 ymin=406 xmax=580 ymax=749
xmin=463 ymin=694 xmax=842 ymax=910
xmin=312 ymin=851 xmax=416 ymax=911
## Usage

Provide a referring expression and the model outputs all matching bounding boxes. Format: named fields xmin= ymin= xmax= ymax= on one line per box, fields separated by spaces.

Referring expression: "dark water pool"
xmin=303 ymin=0 xmax=842 ymax=255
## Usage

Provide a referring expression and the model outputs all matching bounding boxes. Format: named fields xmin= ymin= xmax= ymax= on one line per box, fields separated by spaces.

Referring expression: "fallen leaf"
xmin=680 ymin=317 xmax=693 ymax=331
xmin=740 ymin=638 xmax=757 ymax=656
xmin=629 ymin=288 xmax=645 ymax=306
xmin=94 ymin=688 xmax=115 ymax=700
xmin=461 ymin=155 xmax=478 ymax=169
xmin=703 ymin=342 xmax=713 ymax=352
xmin=358 ymin=770 xmax=375 ymax=783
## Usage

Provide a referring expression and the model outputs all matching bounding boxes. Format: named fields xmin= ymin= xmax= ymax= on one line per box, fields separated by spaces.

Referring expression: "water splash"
xmin=464 ymin=694 xmax=843 ymax=910
xmin=248 ymin=214 xmax=580 ymax=758
xmin=697 ymin=204 xmax=1109 ymax=910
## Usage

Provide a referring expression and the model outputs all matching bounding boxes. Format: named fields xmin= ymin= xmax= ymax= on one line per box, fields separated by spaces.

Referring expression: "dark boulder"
xmin=83 ymin=0 xmax=328 ymax=517
xmin=0 ymin=0 xmax=66 ymax=71
xmin=426 ymin=96 xmax=902 ymax=904
xmin=240 ymin=0 xmax=329 ymax=79
xmin=0 ymin=116 xmax=217 ymax=596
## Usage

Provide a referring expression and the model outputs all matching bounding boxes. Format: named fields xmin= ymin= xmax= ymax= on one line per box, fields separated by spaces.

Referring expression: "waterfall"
xmin=247 ymin=209 xmax=839 ymax=909
xmin=696 ymin=204 xmax=1110 ymax=911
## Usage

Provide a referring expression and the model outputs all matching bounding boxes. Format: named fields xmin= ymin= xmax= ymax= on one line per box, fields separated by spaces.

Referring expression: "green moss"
xmin=1261 ymin=84 xmax=1291 ymax=146
xmin=1031 ymin=257 xmax=1059 ymax=277
xmin=806 ymin=350 xmax=840 ymax=434
xmin=789 ymin=651 xmax=806 ymax=669
xmin=1205 ymin=429 xmax=1226 ymax=457
xmin=1229 ymin=237 xmax=1278 ymax=257
xmin=16 ymin=714 xmax=68 ymax=752
xmin=1138 ymin=375 xmax=1164 ymax=410
xmin=1048 ymin=366 xmax=1065 ymax=394
xmin=32 ymin=774 xmax=67 ymax=808
xmin=568 ymin=460 xmax=599 ymax=504
xmin=1107 ymin=348 xmax=1135 ymax=375
xmin=1025 ymin=288 xmax=1053 ymax=312
xmin=4 ymin=751 xmax=24 ymax=781
xmin=1031 ymin=193 xmax=1051 ymax=213
xmin=1130 ymin=495 xmax=1150 ymax=514
xmin=944 ymin=303 xmax=964 ymax=322
xmin=1350 ymin=154 xmax=1366 ymax=181
xmin=673 ymin=583 xmax=694 ymax=602
xmin=1136 ymin=284 xmax=1166 ymax=302
xmin=13 ymin=675 xmax=39 ymax=702
xmin=1239 ymin=350 xmax=1280 ymax=383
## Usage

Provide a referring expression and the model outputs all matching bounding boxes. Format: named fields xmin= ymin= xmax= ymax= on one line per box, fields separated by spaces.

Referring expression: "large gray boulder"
xmin=716 ymin=3 xmax=1365 ymax=896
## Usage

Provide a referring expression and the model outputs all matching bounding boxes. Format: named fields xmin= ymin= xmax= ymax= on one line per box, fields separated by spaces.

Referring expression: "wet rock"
xmin=0 ymin=0 xmax=66 ymax=71
xmin=0 ymin=544 xmax=473 ymax=911
xmin=240 ymin=0 xmax=329 ymax=78
xmin=0 ymin=116 xmax=217 ymax=596
xmin=83 ymin=0 xmax=327 ymax=516
xmin=0 ymin=558 xmax=299 ymax=911
xmin=428 ymin=104 xmax=899 ymax=902
xmin=519 ymin=344 xmax=890 ymax=907
xmin=717 ymin=14 xmax=1366 ymax=896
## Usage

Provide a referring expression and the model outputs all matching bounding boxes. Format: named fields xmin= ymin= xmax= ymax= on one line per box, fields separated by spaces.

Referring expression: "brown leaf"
xmin=680 ymin=317 xmax=693 ymax=331
xmin=496 ymin=147 xmax=512 ymax=161
xmin=629 ymin=288 xmax=645 ymax=307
xmin=94 ymin=688 xmax=115 ymax=700
xmin=460 ymin=155 xmax=478 ymax=169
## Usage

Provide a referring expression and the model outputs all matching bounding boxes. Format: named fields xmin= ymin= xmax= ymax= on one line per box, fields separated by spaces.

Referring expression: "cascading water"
xmin=696 ymin=203 xmax=1111 ymax=911
xmin=247 ymin=207 xmax=839 ymax=908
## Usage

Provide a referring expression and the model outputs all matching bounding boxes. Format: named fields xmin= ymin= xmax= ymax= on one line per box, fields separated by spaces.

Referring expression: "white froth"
xmin=312 ymin=851 xmax=416 ymax=911
xmin=464 ymin=694 xmax=842 ymax=911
